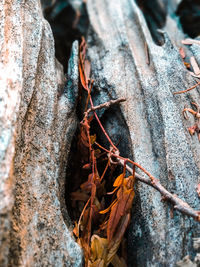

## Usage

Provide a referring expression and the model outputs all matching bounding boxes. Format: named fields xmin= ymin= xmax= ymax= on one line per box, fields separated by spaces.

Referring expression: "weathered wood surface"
xmin=0 ymin=0 xmax=200 ymax=266
xmin=0 ymin=1 xmax=82 ymax=266
xmin=85 ymin=0 xmax=200 ymax=266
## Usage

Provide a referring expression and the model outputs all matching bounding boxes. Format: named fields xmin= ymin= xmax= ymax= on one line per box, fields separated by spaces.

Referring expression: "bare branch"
xmin=116 ymin=157 xmax=200 ymax=221
xmin=84 ymin=98 xmax=126 ymax=117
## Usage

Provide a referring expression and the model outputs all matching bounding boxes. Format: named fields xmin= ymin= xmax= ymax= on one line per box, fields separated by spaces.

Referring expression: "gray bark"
xmin=0 ymin=1 xmax=82 ymax=266
xmin=0 ymin=0 xmax=200 ymax=266
xmin=85 ymin=0 xmax=200 ymax=266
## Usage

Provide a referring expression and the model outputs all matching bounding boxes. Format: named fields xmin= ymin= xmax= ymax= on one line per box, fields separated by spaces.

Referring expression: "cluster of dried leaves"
xmin=71 ymin=38 xmax=135 ymax=267
xmin=71 ymin=38 xmax=200 ymax=267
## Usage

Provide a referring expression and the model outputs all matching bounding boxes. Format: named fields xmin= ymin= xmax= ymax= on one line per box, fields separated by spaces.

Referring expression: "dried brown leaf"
xmin=73 ymin=221 xmax=79 ymax=238
xmin=113 ymin=173 xmax=124 ymax=187
xmin=107 ymin=214 xmax=130 ymax=264
xmin=88 ymin=259 xmax=105 ymax=267
xmin=90 ymin=235 xmax=108 ymax=263
xmin=107 ymin=187 xmax=134 ymax=241
xmin=79 ymin=63 xmax=87 ymax=90
xmin=90 ymin=134 xmax=96 ymax=145
xmin=99 ymin=199 xmax=118 ymax=214
xmin=111 ymin=254 xmax=127 ymax=267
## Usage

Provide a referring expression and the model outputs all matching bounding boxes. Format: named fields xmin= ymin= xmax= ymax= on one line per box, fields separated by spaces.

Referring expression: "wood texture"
xmin=85 ymin=0 xmax=200 ymax=265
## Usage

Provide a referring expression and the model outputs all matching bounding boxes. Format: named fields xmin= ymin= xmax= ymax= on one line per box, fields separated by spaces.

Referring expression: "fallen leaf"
xmin=73 ymin=221 xmax=79 ymax=238
xmin=88 ymin=259 xmax=105 ymax=267
xmin=81 ymin=174 xmax=93 ymax=191
xmin=111 ymin=254 xmax=127 ymax=267
xmin=107 ymin=214 xmax=130 ymax=264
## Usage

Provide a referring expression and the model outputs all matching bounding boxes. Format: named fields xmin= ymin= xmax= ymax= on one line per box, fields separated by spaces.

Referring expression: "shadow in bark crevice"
xmin=65 ymin=101 xmax=133 ymax=220
xmin=41 ymin=0 xmax=89 ymax=72
xmin=176 ymin=0 xmax=200 ymax=38
xmin=135 ymin=0 xmax=167 ymax=46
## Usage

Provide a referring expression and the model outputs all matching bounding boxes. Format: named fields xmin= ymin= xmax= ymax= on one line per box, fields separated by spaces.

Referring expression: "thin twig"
xmin=85 ymin=97 xmax=126 ymax=117
xmin=88 ymin=97 xmax=122 ymax=151
xmin=183 ymin=108 xmax=200 ymax=118
xmin=173 ymin=81 xmax=200 ymax=95
xmin=95 ymin=142 xmax=156 ymax=183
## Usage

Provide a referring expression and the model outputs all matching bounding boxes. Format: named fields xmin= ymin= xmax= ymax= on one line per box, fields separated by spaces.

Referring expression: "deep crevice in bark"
xmin=176 ymin=0 xmax=200 ymax=38
xmin=41 ymin=0 xmax=89 ymax=72
xmin=65 ymin=82 xmax=134 ymax=265
xmin=135 ymin=0 xmax=166 ymax=46
xmin=65 ymin=98 xmax=133 ymax=220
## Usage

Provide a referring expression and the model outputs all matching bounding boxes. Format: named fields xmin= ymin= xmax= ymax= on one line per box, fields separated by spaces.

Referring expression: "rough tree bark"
xmin=85 ymin=0 xmax=200 ymax=266
xmin=0 ymin=1 xmax=82 ymax=266
xmin=0 ymin=0 xmax=200 ymax=267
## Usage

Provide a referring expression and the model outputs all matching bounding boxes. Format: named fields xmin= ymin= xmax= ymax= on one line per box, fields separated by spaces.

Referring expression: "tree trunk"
xmin=85 ymin=0 xmax=200 ymax=266
xmin=0 ymin=0 xmax=200 ymax=266
xmin=0 ymin=1 xmax=81 ymax=266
